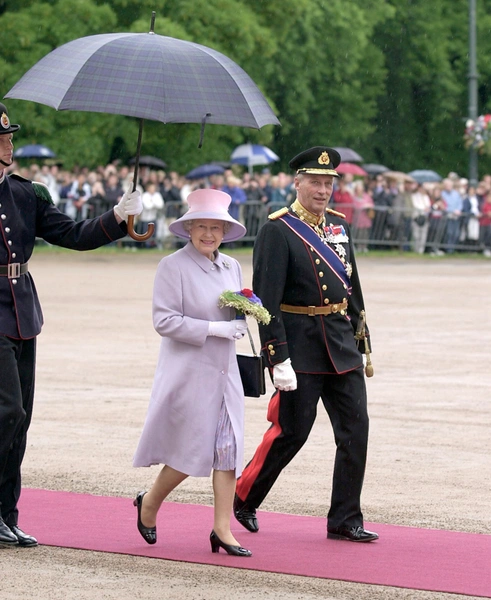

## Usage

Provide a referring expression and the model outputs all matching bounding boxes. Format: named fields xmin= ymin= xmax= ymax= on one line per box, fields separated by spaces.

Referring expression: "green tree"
xmin=3 ymin=0 xmax=491 ymax=178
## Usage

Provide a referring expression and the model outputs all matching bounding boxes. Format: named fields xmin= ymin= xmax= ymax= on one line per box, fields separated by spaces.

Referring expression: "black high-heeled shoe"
xmin=209 ymin=530 xmax=252 ymax=557
xmin=133 ymin=491 xmax=157 ymax=545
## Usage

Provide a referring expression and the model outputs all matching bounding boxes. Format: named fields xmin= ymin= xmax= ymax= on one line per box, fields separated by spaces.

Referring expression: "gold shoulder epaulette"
xmin=326 ymin=207 xmax=346 ymax=219
xmin=268 ymin=207 xmax=289 ymax=220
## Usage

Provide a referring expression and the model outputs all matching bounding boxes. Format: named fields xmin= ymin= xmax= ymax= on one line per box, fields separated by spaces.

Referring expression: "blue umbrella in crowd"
xmin=13 ymin=144 xmax=56 ymax=159
xmin=408 ymin=169 xmax=442 ymax=183
xmin=230 ymin=143 xmax=279 ymax=174
xmin=185 ymin=164 xmax=225 ymax=180
xmin=5 ymin=12 xmax=280 ymax=240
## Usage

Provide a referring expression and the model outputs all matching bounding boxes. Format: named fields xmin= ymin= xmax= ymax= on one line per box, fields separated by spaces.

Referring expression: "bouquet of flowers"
xmin=218 ymin=289 xmax=271 ymax=324
xmin=464 ymin=114 xmax=491 ymax=153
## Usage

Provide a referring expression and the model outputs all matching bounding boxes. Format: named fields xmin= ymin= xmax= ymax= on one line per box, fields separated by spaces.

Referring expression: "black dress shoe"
xmin=0 ymin=519 xmax=19 ymax=547
xmin=133 ymin=491 xmax=157 ymax=545
xmin=328 ymin=525 xmax=379 ymax=542
xmin=9 ymin=525 xmax=38 ymax=547
xmin=233 ymin=495 xmax=259 ymax=533
xmin=210 ymin=530 xmax=252 ymax=557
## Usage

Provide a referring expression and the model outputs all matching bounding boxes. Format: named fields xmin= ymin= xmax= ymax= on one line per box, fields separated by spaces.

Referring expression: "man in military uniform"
xmin=234 ymin=146 xmax=378 ymax=542
xmin=0 ymin=103 xmax=142 ymax=548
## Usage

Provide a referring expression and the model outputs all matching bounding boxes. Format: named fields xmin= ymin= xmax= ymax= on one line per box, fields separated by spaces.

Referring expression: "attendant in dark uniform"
xmin=234 ymin=146 xmax=378 ymax=542
xmin=0 ymin=103 xmax=142 ymax=548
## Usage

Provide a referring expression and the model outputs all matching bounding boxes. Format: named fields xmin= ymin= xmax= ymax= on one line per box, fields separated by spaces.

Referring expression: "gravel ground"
xmin=1 ymin=249 xmax=489 ymax=600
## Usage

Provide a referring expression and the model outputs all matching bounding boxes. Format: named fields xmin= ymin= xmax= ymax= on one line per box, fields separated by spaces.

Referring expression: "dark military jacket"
xmin=252 ymin=207 xmax=369 ymax=374
xmin=0 ymin=174 xmax=127 ymax=339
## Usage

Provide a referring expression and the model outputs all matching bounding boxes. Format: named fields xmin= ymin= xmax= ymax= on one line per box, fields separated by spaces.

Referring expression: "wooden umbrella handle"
xmin=127 ymin=215 xmax=155 ymax=242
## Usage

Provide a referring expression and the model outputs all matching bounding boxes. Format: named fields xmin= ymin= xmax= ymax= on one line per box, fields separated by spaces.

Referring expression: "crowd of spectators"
xmin=7 ymin=159 xmax=491 ymax=256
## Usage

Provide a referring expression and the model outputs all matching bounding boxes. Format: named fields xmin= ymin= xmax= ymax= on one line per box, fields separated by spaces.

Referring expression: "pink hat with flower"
xmin=169 ymin=188 xmax=246 ymax=242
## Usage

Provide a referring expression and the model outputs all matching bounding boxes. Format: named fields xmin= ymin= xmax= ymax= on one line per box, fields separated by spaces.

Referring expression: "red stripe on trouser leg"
xmin=236 ymin=388 xmax=282 ymax=501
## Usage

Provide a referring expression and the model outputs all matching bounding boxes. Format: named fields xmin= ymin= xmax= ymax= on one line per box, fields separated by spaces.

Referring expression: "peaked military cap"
xmin=0 ymin=102 xmax=20 ymax=134
xmin=289 ymin=146 xmax=340 ymax=177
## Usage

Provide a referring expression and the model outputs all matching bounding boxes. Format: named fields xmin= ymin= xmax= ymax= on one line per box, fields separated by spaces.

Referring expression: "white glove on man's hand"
xmin=114 ymin=190 xmax=143 ymax=222
xmin=273 ymin=358 xmax=297 ymax=391
xmin=208 ymin=320 xmax=248 ymax=341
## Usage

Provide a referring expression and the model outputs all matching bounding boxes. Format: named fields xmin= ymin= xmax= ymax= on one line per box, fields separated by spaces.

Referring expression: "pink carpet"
xmin=18 ymin=489 xmax=491 ymax=597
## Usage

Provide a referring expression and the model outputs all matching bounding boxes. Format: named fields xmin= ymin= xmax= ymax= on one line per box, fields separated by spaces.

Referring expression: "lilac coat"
xmin=133 ymin=242 xmax=245 ymax=477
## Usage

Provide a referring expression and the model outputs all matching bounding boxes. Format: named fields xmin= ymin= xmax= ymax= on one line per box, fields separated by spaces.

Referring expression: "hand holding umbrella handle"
xmin=126 ymin=118 xmax=155 ymax=242
xmin=127 ymin=215 xmax=155 ymax=242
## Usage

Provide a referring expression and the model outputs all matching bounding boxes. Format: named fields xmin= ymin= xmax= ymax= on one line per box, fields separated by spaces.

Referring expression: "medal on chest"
xmin=321 ymin=223 xmax=352 ymax=277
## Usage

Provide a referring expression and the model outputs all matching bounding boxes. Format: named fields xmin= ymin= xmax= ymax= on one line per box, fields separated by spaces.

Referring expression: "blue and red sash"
xmin=280 ymin=212 xmax=351 ymax=290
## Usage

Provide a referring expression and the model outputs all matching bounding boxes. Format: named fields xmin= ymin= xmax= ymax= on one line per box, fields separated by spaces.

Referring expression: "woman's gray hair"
xmin=182 ymin=219 xmax=232 ymax=234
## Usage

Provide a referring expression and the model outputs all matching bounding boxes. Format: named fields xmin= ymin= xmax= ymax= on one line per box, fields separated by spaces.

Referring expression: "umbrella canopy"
xmin=5 ymin=32 xmax=279 ymax=130
xmin=408 ymin=169 xmax=442 ymax=183
xmin=362 ymin=163 xmax=389 ymax=176
xmin=185 ymin=164 xmax=225 ymax=180
xmin=384 ymin=171 xmax=415 ymax=183
xmin=230 ymin=143 xmax=279 ymax=174
xmin=13 ymin=144 xmax=56 ymax=159
xmin=332 ymin=147 xmax=364 ymax=163
xmin=5 ymin=18 xmax=279 ymax=241
xmin=210 ymin=160 xmax=232 ymax=169
xmin=336 ymin=163 xmax=367 ymax=176
xmin=129 ymin=155 xmax=167 ymax=169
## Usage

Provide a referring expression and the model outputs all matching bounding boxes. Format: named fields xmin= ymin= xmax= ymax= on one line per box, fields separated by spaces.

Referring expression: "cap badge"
xmin=318 ymin=151 xmax=330 ymax=165
xmin=1 ymin=112 xmax=10 ymax=130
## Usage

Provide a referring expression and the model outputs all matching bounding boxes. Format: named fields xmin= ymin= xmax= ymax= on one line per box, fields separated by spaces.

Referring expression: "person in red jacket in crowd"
xmin=331 ymin=176 xmax=354 ymax=224
xmin=479 ymin=190 xmax=491 ymax=257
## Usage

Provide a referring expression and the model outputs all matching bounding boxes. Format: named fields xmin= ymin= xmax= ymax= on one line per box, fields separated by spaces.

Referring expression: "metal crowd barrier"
xmin=86 ymin=200 xmax=487 ymax=254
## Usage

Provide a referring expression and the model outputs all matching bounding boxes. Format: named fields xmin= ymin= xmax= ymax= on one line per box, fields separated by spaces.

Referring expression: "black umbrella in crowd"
xmin=362 ymin=163 xmax=389 ymax=176
xmin=5 ymin=12 xmax=280 ymax=241
xmin=332 ymin=147 xmax=364 ymax=163
xmin=129 ymin=155 xmax=167 ymax=170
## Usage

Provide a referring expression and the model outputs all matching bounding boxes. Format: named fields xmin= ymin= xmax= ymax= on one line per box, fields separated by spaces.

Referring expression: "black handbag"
xmin=237 ymin=328 xmax=266 ymax=397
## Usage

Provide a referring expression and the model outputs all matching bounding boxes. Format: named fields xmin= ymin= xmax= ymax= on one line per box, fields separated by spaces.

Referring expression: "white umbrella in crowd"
xmin=230 ymin=143 xmax=279 ymax=174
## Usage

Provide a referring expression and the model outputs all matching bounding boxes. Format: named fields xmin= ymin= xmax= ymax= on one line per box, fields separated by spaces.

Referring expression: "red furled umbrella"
xmin=336 ymin=163 xmax=368 ymax=176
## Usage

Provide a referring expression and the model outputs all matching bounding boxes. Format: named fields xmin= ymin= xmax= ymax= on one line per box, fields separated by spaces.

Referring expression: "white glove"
xmin=273 ymin=358 xmax=297 ymax=391
xmin=113 ymin=190 xmax=143 ymax=222
xmin=208 ymin=320 xmax=248 ymax=341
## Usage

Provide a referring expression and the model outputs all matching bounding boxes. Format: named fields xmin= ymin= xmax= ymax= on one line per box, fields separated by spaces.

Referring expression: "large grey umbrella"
xmin=5 ymin=13 xmax=280 ymax=240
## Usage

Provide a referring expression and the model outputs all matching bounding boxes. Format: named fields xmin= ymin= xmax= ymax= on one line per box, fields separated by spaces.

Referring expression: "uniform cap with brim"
xmin=0 ymin=102 xmax=20 ymax=134
xmin=289 ymin=146 xmax=340 ymax=177
xmin=169 ymin=188 xmax=246 ymax=242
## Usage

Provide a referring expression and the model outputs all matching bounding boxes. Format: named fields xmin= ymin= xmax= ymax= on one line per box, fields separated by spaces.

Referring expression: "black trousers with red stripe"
xmin=0 ymin=336 xmax=36 ymax=527
xmin=236 ymin=367 xmax=369 ymax=529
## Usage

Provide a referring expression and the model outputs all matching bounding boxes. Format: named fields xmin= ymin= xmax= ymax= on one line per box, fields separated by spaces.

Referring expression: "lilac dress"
xmin=133 ymin=242 xmax=245 ymax=477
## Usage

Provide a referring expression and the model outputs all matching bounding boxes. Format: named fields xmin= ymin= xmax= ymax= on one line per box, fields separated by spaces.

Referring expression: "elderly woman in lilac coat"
xmin=133 ymin=189 xmax=252 ymax=557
